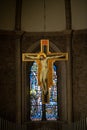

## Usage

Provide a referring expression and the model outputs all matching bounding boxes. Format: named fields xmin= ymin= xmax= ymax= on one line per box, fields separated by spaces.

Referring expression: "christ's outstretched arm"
xmin=24 ymin=55 xmax=39 ymax=60
xmin=46 ymin=54 xmax=66 ymax=60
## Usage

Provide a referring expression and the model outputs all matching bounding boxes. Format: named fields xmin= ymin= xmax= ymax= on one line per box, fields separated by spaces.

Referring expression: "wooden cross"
xmin=22 ymin=40 xmax=68 ymax=104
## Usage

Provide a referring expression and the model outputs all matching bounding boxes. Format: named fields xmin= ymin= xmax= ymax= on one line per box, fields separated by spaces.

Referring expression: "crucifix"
xmin=22 ymin=39 xmax=68 ymax=104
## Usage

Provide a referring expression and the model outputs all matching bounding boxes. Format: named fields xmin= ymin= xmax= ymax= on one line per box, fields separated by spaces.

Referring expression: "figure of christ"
xmin=25 ymin=54 xmax=65 ymax=97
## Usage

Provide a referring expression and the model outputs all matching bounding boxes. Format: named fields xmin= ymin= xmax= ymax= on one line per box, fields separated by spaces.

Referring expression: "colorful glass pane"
xmin=46 ymin=65 xmax=58 ymax=120
xmin=30 ymin=62 xmax=42 ymax=121
xmin=30 ymin=62 xmax=58 ymax=121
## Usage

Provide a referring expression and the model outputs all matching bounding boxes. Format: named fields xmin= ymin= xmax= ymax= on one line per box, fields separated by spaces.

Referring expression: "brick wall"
xmin=72 ymin=30 xmax=87 ymax=121
xmin=0 ymin=32 xmax=17 ymax=121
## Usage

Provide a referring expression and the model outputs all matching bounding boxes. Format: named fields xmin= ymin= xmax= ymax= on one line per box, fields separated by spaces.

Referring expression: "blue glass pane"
xmin=30 ymin=105 xmax=42 ymax=121
xmin=30 ymin=62 xmax=42 ymax=121
xmin=46 ymin=105 xmax=58 ymax=120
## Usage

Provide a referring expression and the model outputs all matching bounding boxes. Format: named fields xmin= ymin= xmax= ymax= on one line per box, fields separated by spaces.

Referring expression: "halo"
xmin=38 ymin=52 xmax=46 ymax=58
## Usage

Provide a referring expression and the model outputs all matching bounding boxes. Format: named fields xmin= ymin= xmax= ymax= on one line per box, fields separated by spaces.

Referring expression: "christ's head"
xmin=40 ymin=55 xmax=46 ymax=60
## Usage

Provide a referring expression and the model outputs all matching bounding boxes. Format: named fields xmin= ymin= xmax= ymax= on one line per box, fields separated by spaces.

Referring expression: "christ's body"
xmin=40 ymin=56 xmax=49 ymax=95
xmin=25 ymin=54 xmax=65 ymax=96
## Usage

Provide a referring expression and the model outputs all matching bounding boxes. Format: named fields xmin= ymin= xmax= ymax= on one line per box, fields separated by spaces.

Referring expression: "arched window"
xmin=30 ymin=62 xmax=58 ymax=121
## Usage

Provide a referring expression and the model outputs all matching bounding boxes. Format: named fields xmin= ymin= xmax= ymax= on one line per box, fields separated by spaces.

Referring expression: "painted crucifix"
xmin=22 ymin=40 xmax=68 ymax=104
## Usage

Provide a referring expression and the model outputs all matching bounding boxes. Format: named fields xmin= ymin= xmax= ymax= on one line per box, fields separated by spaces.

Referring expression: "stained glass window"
xmin=30 ymin=62 xmax=58 ymax=121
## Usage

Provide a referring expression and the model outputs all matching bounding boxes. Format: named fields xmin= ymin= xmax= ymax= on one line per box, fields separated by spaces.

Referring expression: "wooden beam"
xmin=15 ymin=0 xmax=22 ymax=30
